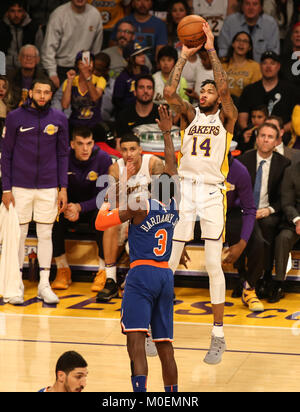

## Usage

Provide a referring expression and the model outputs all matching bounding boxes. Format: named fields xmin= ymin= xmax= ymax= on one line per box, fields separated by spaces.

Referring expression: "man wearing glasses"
xmin=103 ymin=21 xmax=152 ymax=78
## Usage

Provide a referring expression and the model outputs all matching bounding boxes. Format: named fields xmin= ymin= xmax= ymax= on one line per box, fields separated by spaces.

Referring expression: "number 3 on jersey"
xmin=153 ymin=229 xmax=167 ymax=256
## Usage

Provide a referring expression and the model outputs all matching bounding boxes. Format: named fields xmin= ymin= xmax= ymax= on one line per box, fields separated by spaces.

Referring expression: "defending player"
xmin=95 ymin=105 xmax=180 ymax=392
xmin=164 ymin=22 xmax=238 ymax=364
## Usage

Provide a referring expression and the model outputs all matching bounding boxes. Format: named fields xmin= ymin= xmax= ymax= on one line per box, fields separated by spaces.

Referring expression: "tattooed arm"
xmin=163 ymin=44 xmax=201 ymax=124
xmin=202 ymin=22 xmax=238 ymax=134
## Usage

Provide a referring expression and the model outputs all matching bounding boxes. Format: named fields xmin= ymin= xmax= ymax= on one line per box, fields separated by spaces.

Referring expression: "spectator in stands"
xmin=96 ymin=132 xmax=164 ymax=302
xmin=25 ymin=0 xmax=69 ymax=30
xmin=238 ymin=50 xmax=299 ymax=133
xmin=221 ymin=31 xmax=262 ymax=100
xmin=0 ymin=0 xmax=44 ymax=75
xmin=267 ymin=115 xmax=300 ymax=163
xmin=41 ymin=0 xmax=103 ymax=89
xmin=218 ymin=0 xmax=280 ymax=62
xmin=61 ymin=51 xmax=106 ymax=137
xmin=87 ymin=0 xmax=131 ymax=49
xmin=51 ymin=126 xmax=112 ymax=292
xmin=112 ymin=41 xmax=150 ymax=118
xmin=271 ymin=162 xmax=300 ymax=302
xmin=110 ymin=0 xmax=168 ymax=66
xmin=236 ymin=105 xmax=268 ymax=153
xmin=103 ymin=20 xmax=152 ymax=79
xmin=238 ymin=122 xmax=290 ymax=301
xmin=280 ymin=22 xmax=300 ymax=89
xmin=153 ymin=45 xmax=189 ymax=107
xmin=115 ymin=74 xmax=160 ymax=148
xmin=264 ymin=0 xmax=299 ymax=48
xmin=38 ymin=351 xmax=88 ymax=392
xmin=7 ymin=44 xmax=48 ymax=109
xmin=1 ymin=78 xmax=69 ymax=305
xmin=224 ymin=151 xmax=265 ymax=311
xmin=191 ymin=0 xmax=239 ymax=49
xmin=166 ymin=0 xmax=191 ymax=53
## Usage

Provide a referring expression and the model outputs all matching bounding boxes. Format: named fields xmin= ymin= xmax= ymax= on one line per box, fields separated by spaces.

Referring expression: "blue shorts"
xmin=121 ymin=265 xmax=174 ymax=342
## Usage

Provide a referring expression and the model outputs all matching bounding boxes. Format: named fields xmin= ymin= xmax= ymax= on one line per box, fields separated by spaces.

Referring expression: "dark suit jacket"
xmin=284 ymin=145 xmax=300 ymax=165
xmin=281 ymin=162 xmax=300 ymax=229
xmin=238 ymin=149 xmax=291 ymax=214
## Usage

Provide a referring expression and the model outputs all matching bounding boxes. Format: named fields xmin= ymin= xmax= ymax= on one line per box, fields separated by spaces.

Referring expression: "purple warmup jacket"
xmin=1 ymin=101 xmax=69 ymax=191
xmin=226 ymin=156 xmax=256 ymax=243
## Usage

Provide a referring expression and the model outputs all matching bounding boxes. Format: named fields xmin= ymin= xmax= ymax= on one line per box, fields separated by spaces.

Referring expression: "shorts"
xmin=173 ymin=179 xmax=227 ymax=241
xmin=12 ymin=187 xmax=58 ymax=224
xmin=121 ymin=265 xmax=174 ymax=342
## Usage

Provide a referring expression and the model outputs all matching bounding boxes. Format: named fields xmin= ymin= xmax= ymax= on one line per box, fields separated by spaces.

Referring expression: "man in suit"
xmin=238 ymin=122 xmax=291 ymax=301
xmin=272 ymin=162 xmax=300 ymax=302
xmin=266 ymin=115 xmax=300 ymax=165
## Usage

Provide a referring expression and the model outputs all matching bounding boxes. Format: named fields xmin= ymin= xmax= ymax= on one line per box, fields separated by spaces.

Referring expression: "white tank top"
xmin=117 ymin=154 xmax=153 ymax=195
xmin=193 ymin=0 xmax=228 ymax=37
xmin=178 ymin=108 xmax=232 ymax=185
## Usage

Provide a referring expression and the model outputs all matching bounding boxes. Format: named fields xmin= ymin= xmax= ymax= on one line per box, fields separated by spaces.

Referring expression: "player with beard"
xmin=115 ymin=74 xmax=160 ymax=139
xmin=164 ymin=23 xmax=238 ymax=365
xmin=38 ymin=351 xmax=88 ymax=392
xmin=1 ymin=78 xmax=69 ymax=305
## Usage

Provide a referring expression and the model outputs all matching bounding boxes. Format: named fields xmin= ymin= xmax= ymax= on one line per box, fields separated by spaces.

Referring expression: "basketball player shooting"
xmin=164 ymin=22 xmax=238 ymax=364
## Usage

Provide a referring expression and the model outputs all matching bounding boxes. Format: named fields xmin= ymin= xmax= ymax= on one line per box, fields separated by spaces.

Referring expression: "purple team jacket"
xmin=226 ymin=156 xmax=256 ymax=243
xmin=1 ymin=101 xmax=69 ymax=191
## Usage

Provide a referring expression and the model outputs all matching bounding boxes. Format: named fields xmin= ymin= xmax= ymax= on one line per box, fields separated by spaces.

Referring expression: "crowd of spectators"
xmin=0 ymin=0 xmax=300 ymax=307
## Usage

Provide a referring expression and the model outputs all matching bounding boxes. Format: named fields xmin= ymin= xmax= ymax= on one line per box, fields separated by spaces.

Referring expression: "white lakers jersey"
xmin=117 ymin=154 xmax=152 ymax=196
xmin=178 ymin=108 xmax=232 ymax=184
xmin=193 ymin=0 xmax=228 ymax=36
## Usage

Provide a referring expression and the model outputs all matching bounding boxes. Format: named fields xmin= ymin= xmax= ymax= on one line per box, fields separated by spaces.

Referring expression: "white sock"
xmin=212 ymin=325 xmax=224 ymax=338
xmin=55 ymin=254 xmax=69 ymax=269
xmin=105 ymin=265 xmax=117 ymax=282
xmin=99 ymin=257 xmax=105 ymax=271
xmin=39 ymin=269 xmax=50 ymax=288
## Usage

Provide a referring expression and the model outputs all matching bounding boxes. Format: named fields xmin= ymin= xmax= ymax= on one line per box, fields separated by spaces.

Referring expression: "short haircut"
xmin=30 ymin=78 xmax=55 ymax=93
xmin=72 ymin=126 xmax=93 ymax=140
xmin=94 ymin=52 xmax=111 ymax=68
xmin=157 ymin=45 xmax=178 ymax=64
xmin=135 ymin=73 xmax=155 ymax=89
xmin=120 ymin=132 xmax=140 ymax=146
xmin=19 ymin=44 xmax=39 ymax=57
xmin=7 ymin=0 xmax=26 ymax=11
xmin=257 ymin=122 xmax=279 ymax=139
xmin=201 ymin=79 xmax=217 ymax=89
xmin=251 ymin=105 xmax=268 ymax=117
xmin=55 ymin=351 xmax=87 ymax=378
xmin=266 ymin=115 xmax=283 ymax=129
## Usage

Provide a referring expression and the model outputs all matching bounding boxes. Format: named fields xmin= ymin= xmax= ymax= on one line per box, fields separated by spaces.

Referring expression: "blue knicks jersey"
xmin=129 ymin=198 xmax=179 ymax=262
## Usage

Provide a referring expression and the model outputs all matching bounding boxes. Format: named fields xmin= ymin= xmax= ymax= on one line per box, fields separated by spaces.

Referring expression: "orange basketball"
xmin=177 ymin=15 xmax=207 ymax=48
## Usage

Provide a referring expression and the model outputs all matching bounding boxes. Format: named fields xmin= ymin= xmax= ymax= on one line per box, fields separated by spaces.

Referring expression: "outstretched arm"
xmin=202 ymin=22 xmax=238 ymax=133
xmin=156 ymin=105 xmax=178 ymax=176
xmin=163 ymin=44 xmax=200 ymax=123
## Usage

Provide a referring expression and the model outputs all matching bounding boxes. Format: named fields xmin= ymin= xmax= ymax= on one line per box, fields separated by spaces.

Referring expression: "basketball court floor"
xmin=0 ymin=279 xmax=300 ymax=392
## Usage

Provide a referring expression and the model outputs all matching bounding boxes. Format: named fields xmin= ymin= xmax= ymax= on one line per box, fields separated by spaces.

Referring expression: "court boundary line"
xmin=0 ymin=336 xmax=299 ymax=357
xmin=0 ymin=312 xmax=297 ymax=331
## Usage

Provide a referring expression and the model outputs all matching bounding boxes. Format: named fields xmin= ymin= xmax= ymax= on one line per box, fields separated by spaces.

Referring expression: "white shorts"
xmin=12 ymin=187 xmax=58 ymax=224
xmin=173 ymin=179 xmax=227 ymax=242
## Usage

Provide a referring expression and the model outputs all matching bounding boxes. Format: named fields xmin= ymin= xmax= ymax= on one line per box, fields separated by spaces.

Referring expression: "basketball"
xmin=177 ymin=15 xmax=207 ymax=48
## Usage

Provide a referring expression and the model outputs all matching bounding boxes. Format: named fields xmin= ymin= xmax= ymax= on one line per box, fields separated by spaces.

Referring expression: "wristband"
xmin=162 ymin=130 xmax=171 ymax=135
xmin=207 ymin=48 xmax=215 ymax=53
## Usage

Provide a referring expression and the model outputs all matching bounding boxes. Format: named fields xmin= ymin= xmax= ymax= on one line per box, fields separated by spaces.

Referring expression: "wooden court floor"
xmin=0 ymin=280 xmax=300 ymax=392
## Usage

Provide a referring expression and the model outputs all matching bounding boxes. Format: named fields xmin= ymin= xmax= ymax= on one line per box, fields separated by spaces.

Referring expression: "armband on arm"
xmin=95 ymin=203 xmax=122 ymax=231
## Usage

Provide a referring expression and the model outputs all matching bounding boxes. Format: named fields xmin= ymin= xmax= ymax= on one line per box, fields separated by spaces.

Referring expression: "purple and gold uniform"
xmin=121 ymin=197 xmax=178 ymax=342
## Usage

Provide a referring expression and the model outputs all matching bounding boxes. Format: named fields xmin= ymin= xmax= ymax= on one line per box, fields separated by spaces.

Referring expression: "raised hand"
xmin=156 ymin=104 xmax=173 ymax=133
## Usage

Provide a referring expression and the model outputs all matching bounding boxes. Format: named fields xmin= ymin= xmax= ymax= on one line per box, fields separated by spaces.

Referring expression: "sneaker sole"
xmin=203 ymin=346 xmax=226 ymax=365
xmin=37 ymin=295 xmax=59 ymax=304
xmin=96 ymin=290 xmax=119 ymax=302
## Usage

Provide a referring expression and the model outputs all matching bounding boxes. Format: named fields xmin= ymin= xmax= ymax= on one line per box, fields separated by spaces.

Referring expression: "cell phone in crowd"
xmin=82 ymin=51 xmax=90 ymax=65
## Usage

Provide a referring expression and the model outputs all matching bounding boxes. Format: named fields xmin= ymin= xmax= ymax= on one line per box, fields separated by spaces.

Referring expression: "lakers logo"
xmin=87 ymin=171 xmax=98 ymax=181
xmin=44 ymin=124 xmax=58 ymax=135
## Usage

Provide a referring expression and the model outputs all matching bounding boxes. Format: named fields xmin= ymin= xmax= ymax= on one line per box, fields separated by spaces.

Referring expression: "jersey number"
xmin=153 ymin=229 xmax=167 ymax=256
xmin=191 ymin=137 xmax=211 ymax=157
